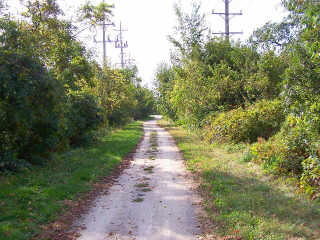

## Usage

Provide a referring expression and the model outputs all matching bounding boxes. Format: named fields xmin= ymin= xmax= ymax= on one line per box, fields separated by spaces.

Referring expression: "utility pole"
xmin=102 ymin=15 xmax=106 ymax=65
xmin=126 ymin=53 xmax=135 ymax=66
xmin=102 ymin=0 xmax=116 ymax=66
xmin=93 ymin=0 xmax=115 ymax=66
xmin=114 ymin=22 xmax=128 ymax=68
xmin=94 ymin=21 xmax=114 ymax=66
xmin=212 ymin=0 xmax=243 ymax=38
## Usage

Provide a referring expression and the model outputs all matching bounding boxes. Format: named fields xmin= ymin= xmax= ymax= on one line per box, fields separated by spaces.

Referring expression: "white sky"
xmin=7 ymin=0 xmax=288 ymax=88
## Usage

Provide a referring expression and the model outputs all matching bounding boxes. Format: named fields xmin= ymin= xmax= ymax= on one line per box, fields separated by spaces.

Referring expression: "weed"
xmin=135 ymin=183 xmax=149 ymax=188
xmin=143 ymin=166 xmax=154 ymax=174
xmin=132 ymin=197 xmax=144 ymax=203
xmin=150 ymin=131 xmax=158 ymax=152
xmin=242 ymin=151 xmax=254 ymax=162
xmin=148 ymin=131 xmax=158 ymax=163
xmin=140 ymin=188 xmax=152 ymax=192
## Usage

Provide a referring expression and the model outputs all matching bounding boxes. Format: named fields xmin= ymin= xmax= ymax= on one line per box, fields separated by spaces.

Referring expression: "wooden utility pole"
xmin=212 ymin=0 xmax=243 ymax=38
xmin=101 ymin=0 xmax=115 ymax=65
xmin=114 ymin=22 xmax=128 ymax=68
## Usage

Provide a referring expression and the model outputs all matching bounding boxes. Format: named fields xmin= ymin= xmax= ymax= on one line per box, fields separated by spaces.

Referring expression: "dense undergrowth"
xmin=0 ymin=121 xmax=143 ymax=240
xmin=0 ymin=0 xmax=155 ymax=171
xmin=155 ymin=0 xmax=320 ymax=198
xmin=159 ymin=119 xmax=320 ymax=240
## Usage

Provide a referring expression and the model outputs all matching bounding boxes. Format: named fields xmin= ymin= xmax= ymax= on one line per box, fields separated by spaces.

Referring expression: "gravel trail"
xmin=74 ymin=117 xmax=201 ymax=240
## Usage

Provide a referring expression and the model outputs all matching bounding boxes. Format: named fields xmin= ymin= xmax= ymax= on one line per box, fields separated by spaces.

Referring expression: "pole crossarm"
xmin=212 ymin=11 xmax=242 ymax=15
xmin=212 ymin=32 xmax=243 ymax=35
xmin=113 ymin=22 xmax=128 ymax=68
xmin=211 ymin=0 xmax=243 ymax=38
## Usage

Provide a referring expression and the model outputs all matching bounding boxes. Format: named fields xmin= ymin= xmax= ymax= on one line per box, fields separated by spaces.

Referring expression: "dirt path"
xmin=74 ymin=117 xmax=201 ymax=240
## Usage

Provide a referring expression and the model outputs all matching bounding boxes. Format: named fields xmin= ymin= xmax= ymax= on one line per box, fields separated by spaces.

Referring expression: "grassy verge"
xmin=0 ymin=121 xmax=143 ymax=240
xmin=158 ymin=119 xmax=320 ymax=240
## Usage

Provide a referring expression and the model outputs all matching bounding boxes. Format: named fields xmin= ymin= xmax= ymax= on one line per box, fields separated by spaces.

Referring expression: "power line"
xmin=114 ymin=22 xmax=128 ymax=68
xmin=126 ymin=53 xmax=135 ymax=66
xmin=101 ymin=0 xmax=115 ymax=66
xmin=211 ymin=0 xmax=243 ymax=38
xmin=93 ymin=0 xmax=115 ymax=66
xmin=102 ymin=22 xmax=115 ymax=66
xmin=93 ymin=21 xmax=114 ymax=66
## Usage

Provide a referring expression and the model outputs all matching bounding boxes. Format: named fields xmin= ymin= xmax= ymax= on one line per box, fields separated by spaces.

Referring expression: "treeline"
xmin=0 ymin=0 xmax=155 ymax=170
xmin=155 ymin=0 xmax=320 ymax=198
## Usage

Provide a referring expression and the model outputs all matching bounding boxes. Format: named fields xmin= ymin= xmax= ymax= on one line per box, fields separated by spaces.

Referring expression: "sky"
xmin=7 ymin=0 xmax=288 ymax=88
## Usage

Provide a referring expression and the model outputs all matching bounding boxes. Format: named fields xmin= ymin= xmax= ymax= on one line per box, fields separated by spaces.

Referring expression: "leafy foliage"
xmin=160 ymin=119 xmax=320 ymax=239
xmin=248 ymin=104 xmax=320 ymax=197
xmin=66 ymin=93 xmax=103 ymax=146
xmin=79 ymin=1 xmax=114 ymax=26
xmin=155 ymin=0 xmax=320 ymax=198
xmin=168 ymin=2 xmax=207 ymax=63
xmin=0 ymin=19 xmax=63 ymax=169
xmin=157 ymin=38 xmax=286 ymax=129
xmin=0 ymin=0 xmax=155 ymax=170
xmin=205 ymin=99 xmax=285 ymax=143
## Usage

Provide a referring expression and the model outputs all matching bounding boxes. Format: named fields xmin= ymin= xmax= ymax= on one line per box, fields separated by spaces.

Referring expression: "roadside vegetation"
xmin=0 ymin=121 xmax=143 ymax=240
xmin=0 ymin=0 xmax=154 ymax=239
xmin=155 ymin=0 xmax=320 ymax=199
xmin=159 ymin=119 xmax=320 ymax=240
xmin=0 ymin=0 xmax=155 ymax=171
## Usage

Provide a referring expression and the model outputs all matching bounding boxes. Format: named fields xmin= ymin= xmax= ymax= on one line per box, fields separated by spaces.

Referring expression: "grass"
xmin=158 ymin=119 xmax=320 ymax=240
xmin=140 ymin=188 xmax=152 ymax=192
xmin=135 ymin=183 xmax=149 ymax=188
xmin=148 ymin=130 xmax=158 ymax=162
xmin=150 ymin=130 xmax=158 ymax=149
xmin=0 ymin=121 xmax=143 ymax=240
xmin=143 ymin=166 xmax=154 ymax=174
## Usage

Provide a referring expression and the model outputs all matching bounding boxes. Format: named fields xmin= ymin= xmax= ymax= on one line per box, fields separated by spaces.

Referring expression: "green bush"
xmin=248 ymin=115 xmax=313 ymax=173
xmin=248 ymin=132 xmax=320 ymax=198
xmin=205 ymin=99 xmax=285 ymax=143
xmin=300 ymin=156 xmax=320 ymax=198
xmin=247 ymin=106 xmax=320 ymax=197
xmin=248 ymin=137 xmax=289 ymax=174
xmin=0 ymin=7 xmax=156 ymax=172
xmin=132 ymin=87 xmax=156 ymax=120
xmin=66 ymin=93 xmax=103 ymax=146
xmin=0 ymin=49 xmax=63 ymax=169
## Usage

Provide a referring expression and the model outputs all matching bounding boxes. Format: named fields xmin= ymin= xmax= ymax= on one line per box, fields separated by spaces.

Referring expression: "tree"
xmin=0 ymin=18 xmax=64 ymax=167
xmin=21 ymin=0 xmax=95 ymax=91
xmin=249 ymin=20 xmax=300 ymax=52
xmin=0 ymin=0 xmax=156 ymax=170
xmin=154 ymin=63 xmax=177 ymax=120
xmin=168 ymin=2 xmax=207 ymax=64
xmin=79 ymin=1 xmax=114 ymax=26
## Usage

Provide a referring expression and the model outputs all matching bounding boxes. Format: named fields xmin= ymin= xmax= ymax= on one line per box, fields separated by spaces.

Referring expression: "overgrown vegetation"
xmin=159 ymin=119 xmax=320 ymax=240
xmin=155 ymin=0 xmax=320 ymax=198
xmin=0 ymin=121 xmax=143 ymax=240
xmin=0 ymin=1 xmax=154 ymax=237
xmin=0 ymin=0 xmax=155 ymax=170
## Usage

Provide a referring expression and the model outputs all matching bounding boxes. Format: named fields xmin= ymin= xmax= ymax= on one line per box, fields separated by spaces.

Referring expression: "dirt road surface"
xmin=74 ymin=117 xmax=201 ymax=240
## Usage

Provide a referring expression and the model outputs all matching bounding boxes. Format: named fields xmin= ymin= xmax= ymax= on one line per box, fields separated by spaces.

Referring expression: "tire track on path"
xmin=74 ymin=116 xmax=201 ymax=240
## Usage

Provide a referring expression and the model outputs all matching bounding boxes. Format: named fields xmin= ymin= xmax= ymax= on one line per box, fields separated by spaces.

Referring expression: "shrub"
xmin=249 ymin=137 xmax=290 ymax=174
xmin=248 ymin=116 xmax=313 ymax=174
xmin=66 ymin=93 xmax=103 ymax=146
xmin=300 ymin=156 xmax=320 ymax=198
xmin=247 ymin=110 xmax=320 ymax=198
xmin=132 ymin=87 xmax=156 ymax=120
xmin=0 ymin=49 xmax=63 ymax=169
xmin=205 ymin=99 xmax=285 ymax=143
